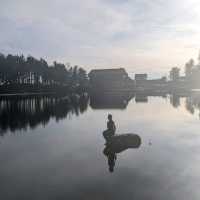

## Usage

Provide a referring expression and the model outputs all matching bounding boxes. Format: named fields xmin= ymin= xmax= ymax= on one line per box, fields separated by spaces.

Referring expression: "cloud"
xmin=0 ymin=0 xmax=200 ymax=76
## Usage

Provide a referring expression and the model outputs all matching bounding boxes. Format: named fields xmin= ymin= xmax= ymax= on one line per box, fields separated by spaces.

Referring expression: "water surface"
xmin=1 ymin=92 xmax=200 ymax=200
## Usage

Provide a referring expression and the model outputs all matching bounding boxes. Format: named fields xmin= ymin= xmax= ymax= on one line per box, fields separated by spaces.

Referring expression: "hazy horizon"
xmin=1 ymin=0 xmax=200 ymax=78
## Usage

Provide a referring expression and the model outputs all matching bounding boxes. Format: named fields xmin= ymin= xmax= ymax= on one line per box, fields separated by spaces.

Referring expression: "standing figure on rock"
xmin=103 ymin=114 xmax=116 ymax=140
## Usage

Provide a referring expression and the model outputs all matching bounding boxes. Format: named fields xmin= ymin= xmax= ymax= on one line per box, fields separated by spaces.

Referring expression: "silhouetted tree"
xmin=169 ymin=67 xmax=180 ymax=81
xmin=78 ymin=67 xmax=88 ymax=85
xmin=198 ymin=50 xmax=200 ymax=65
xmin=0 ymin=53 xmax=89 ymax=92
xmin=185 ymin=58 xmax=194 ymax=79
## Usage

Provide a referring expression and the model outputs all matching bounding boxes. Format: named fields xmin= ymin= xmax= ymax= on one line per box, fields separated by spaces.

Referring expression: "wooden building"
xmin=89 ymin=68 xmax=134 ymax=91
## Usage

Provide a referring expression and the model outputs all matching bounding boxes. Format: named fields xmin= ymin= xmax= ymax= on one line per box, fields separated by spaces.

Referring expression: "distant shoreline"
xmin=0 ymin=92 xmax=56 ymax=97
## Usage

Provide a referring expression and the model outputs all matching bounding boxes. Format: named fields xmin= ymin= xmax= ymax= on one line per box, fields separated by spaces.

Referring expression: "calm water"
xmin=1 ymin=92 xmax=200 ymax=200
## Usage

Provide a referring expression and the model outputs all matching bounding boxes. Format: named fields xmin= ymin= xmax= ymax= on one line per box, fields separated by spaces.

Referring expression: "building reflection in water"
xmin=90 ymin=90 xmax=200 ymax=120
xmin=90 ymin=91 xmax=134 ymax=109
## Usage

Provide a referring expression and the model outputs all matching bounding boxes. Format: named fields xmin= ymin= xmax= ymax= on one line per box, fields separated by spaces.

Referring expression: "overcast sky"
xmin=1 ymin=0 xmax=200 ymax=77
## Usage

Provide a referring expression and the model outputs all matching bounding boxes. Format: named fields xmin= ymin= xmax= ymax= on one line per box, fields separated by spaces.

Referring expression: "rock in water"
xmin=105 ymin=133 xmax=141 ymax=153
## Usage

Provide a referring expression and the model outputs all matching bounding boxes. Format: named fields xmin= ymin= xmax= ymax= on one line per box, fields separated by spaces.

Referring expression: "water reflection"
xmin=0 ymin=94 xmax=89 ymax=135
xmin=90 ymin=90 xmax=200 ymax=117
xmin=2 ymin=90 xmax=200 ymax=136
xmin=170 ymin=94 xmax=180 ymax=108
xmin=90 ymin=91 xmax=134 ymax=109
xmin=103 ymin=133 xmax=141 ymax=173
xmin=135 ymin=93 xmax=148 ymax=103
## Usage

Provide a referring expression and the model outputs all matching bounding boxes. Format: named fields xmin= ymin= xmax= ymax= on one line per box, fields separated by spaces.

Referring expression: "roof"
xmin=135 ymin=73 xmax=147 ymax=77
xmin=135 ymin=74 xmax=147 ymax=80
xmin=89 ymin=68 xmax=127 ymax=76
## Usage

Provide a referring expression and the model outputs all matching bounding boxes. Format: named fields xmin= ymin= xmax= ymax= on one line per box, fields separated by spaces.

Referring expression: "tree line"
xmin=169 ymin=50 xmax=200 ymax=87
xmin=0 ymin=53 xmax=88 ymax=91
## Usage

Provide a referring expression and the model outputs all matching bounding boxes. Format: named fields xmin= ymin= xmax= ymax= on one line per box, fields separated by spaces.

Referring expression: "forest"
xmin=0 ymin=53 xmax=89 ymax=94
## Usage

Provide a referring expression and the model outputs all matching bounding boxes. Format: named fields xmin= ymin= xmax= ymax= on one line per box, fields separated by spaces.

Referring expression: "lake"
xmin=0 ymin=92 xmax=200 ymax=200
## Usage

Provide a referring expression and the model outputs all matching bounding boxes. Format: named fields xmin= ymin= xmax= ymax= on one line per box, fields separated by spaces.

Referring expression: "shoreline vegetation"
xmin=0 ymin=53 xmax=89 ymax=95
xmin=1 ymin=51 xmax=200 ymax=96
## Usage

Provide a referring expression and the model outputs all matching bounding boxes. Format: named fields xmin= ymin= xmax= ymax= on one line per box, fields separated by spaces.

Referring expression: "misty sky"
xmin=1 ymin=0 xmax=200 ymax=77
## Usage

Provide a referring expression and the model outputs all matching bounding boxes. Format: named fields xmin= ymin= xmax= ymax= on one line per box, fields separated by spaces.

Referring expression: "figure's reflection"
xmin=103 ymin=146 xmax=117 ymax=173
xmin=102 ymin=116 xmax=141 ymax=172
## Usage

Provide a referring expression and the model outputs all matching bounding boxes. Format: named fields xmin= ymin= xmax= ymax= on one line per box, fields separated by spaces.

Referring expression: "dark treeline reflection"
xmin=168 ymin=91 xmax=200 ymax=117
xmin=185 ymin=92 xmax=200 ymax=116
xmin=2 ymin=91 xmax=200 ymax=136
xmin=0 ymin=94 xmax=89 ymax=135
